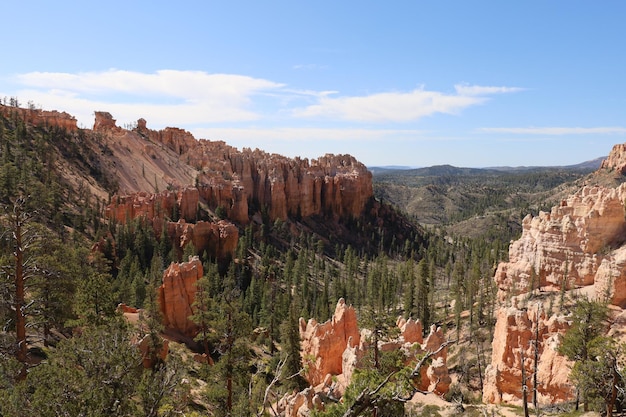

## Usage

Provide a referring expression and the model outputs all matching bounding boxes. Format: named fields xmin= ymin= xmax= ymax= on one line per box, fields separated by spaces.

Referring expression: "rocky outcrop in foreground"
xmin=283 ymin=299 xmax=451 ymax=417
xmin=484 ymin=145 xmax=626 ymax=406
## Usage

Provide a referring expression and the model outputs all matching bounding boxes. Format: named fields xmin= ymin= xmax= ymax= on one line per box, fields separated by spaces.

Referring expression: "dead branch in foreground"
xmin=341 ymin=339 xmax=456 ymax=417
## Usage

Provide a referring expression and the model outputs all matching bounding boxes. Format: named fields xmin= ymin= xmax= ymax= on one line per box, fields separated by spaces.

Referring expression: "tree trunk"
xmin=533 ymin=305 xmax=540 ymax=416
xmin=607 ymin=356 xmax=618 ymax=417
xmin=14 ymin=214 xmax=27 ymax=380
xmin=521 ymin=348 xmax=529 ymax=417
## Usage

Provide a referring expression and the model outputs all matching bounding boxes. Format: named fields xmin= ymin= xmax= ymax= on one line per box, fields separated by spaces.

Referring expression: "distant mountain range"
xmin=369 ymin=156 xmax=606 ymax=175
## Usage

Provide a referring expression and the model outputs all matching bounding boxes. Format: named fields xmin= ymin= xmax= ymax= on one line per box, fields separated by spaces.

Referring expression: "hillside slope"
xmin=373 ymin=162 xmax=606 ymax=241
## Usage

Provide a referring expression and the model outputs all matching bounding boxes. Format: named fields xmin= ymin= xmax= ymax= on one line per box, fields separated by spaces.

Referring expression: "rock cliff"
xmin=119 ymin=115 xmax=373 ymax=224
xmin=484 ymin=144 xmax=626 ymax=405
xmin=493 ymin=184 xmax=626 ymax=303
xmin=600 ymin=142 xmax=626 ymax=174
xmin=158 ymin=257 xmax=203 ymax=338
xmin=98 ymin=112 xmax=373 ymax=260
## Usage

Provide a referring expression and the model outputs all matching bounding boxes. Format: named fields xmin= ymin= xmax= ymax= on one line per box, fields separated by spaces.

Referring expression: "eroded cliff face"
xmin=493 ymin=184 xmax=626 ymax=304
xmin=116 ymin=114 xmax=373 ymax=224
xmin=484 ymin=145 xmax=626 ymax=405
xmin=483 ymin=304 xmax=573 ymax=405
xmin=601 ymin=143 xmax=626 ymax=174
xmin=98 ymin=113 xmax=373 ymax=261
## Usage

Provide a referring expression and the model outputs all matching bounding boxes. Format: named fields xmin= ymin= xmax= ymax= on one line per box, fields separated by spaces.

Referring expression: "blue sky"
xmin=2 ymin=1 xmax=625 ymax=167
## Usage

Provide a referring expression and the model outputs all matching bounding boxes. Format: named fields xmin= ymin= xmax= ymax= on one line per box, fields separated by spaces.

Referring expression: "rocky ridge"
xmin=0 ymin=104 xmax=78 ymax=131
xmin=483 ymin=142 xmax=626 ymax=406
xmin=93 ymin=111 xmax=373 ymax=226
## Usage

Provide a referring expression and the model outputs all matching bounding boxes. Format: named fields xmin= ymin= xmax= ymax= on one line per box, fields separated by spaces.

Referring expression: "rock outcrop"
xmin=0 ymin=103 xmax=78 ymax=131
xmin=483 ymin=304 xmax=573 ymax=404
xmin=484 ymin=145 xmax=626 ymax=405
xmin=493 ymin=184 xmax=626 ymax=303
xmin=158 ymin=257 xmax=203 ymax=338
xmin=300 ymin=298 xmax=361 ymax=387
xmin=106 ymin=189 xmax=239 ymax=261
xmin=135 ymin=119 xmax=373 ymax=223
xmin=600 ymin=143 xmax=626 ymax=174
xmin=93 ymin=111 xmax=120 ymax=131
xmin=297 ymin=299 xmax=451 ymax=413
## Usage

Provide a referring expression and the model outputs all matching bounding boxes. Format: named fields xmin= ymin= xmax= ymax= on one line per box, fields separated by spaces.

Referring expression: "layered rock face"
xmin=0 ymin=103 xmax=78 ymax=130
xmin=136 ymin=116 xmax=373 ymax=223
xmin=101 ymin=113 xmax=373 ymax=262
xmin=158 ymin=257 xmax=203 ymax=338
xmin=484 ymin=147 xmax=626 ymax=405
xmin=600 ymin=143 xmax=626 ymax=174
xmin=493 ymin=184 xmax=626 ymax=303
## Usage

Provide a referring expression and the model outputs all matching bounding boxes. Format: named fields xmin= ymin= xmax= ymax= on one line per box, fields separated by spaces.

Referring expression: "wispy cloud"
xmin=9 ymin=69 xmax=285 ymax=127
xmin=454 ymin=84 xmax=525 ymax=96
xmin=293 ymin=84 xmax=523 ymax=122
xmin=4 ymin=69 xmax=523 ymax=128
xmin=479 ymin=127 xmax=626 ymax=135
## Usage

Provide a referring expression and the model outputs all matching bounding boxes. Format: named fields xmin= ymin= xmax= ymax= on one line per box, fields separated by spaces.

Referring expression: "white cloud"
xmin=293 ymin=84 xmax=522 ymax=122
xmin=10 ymin=69 xmax=285 ymax=127
xmin=479 ymin=127 xmax=626 ymax=135
xmin=5 ymin=69 xmax=524 ymax=127
xmin=454 ymin=84 xmax=525 ymax=96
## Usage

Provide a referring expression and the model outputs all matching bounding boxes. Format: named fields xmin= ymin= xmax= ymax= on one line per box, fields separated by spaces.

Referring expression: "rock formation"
xmin=300 ymin=298 xmax=361 ymax=387
xmin=493 ymin=184 xmax=626 ymax=303
xmin=93 ymin=111 xmax=120 ymax=131
xmin=484 ymin=144 xmax=626 ymax=405
xmin=0 ymin=103 xmax=78 ymax=130
xmin=296 ymin=299 xmax=451 ymax=416
xmin=600 ymin=142 xmax=626 ymax=174
xmin=419 ymin=325 xmax=451 ymax=395
xmin=158 ymin=257 xmax=203 ymax=338
xmin=106 ymin=189 xmax=239 ymax=261
xmin=483 ymin=304 xmax=573 ymax=404
xmin=104 ymin=115 xmax=373 ymax=225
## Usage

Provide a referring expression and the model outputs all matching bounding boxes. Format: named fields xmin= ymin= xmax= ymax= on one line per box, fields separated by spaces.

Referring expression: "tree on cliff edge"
xmin=558 ymin=297 xmax=617 ymax=413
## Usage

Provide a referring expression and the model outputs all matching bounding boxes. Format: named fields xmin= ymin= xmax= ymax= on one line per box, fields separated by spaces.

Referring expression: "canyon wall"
xmin=99 ymin=113 xmax=373 ymax=261
xmin=484 ymin=145 xmax=626 ymax=405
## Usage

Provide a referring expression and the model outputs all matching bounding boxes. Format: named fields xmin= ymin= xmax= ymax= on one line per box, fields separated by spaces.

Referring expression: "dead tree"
xmin=340 ymin=339 xmax=455 ymax=417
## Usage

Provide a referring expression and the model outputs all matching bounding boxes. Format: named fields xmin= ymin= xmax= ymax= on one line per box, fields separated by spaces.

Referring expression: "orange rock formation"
xmin=483 ymin=305 xmax=573 ymax=404
xmin=300 ymin=298 xmax=361 ymax=387
xmin=158 ymin=257 xmax=203 ymax=338
xmin=298 ymin=298 xmax=451 ymax=410
xmin=0 ymin=103 xmax=78 ymax=131
xmin=484 ymin=144 xmax=626 ymax=405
